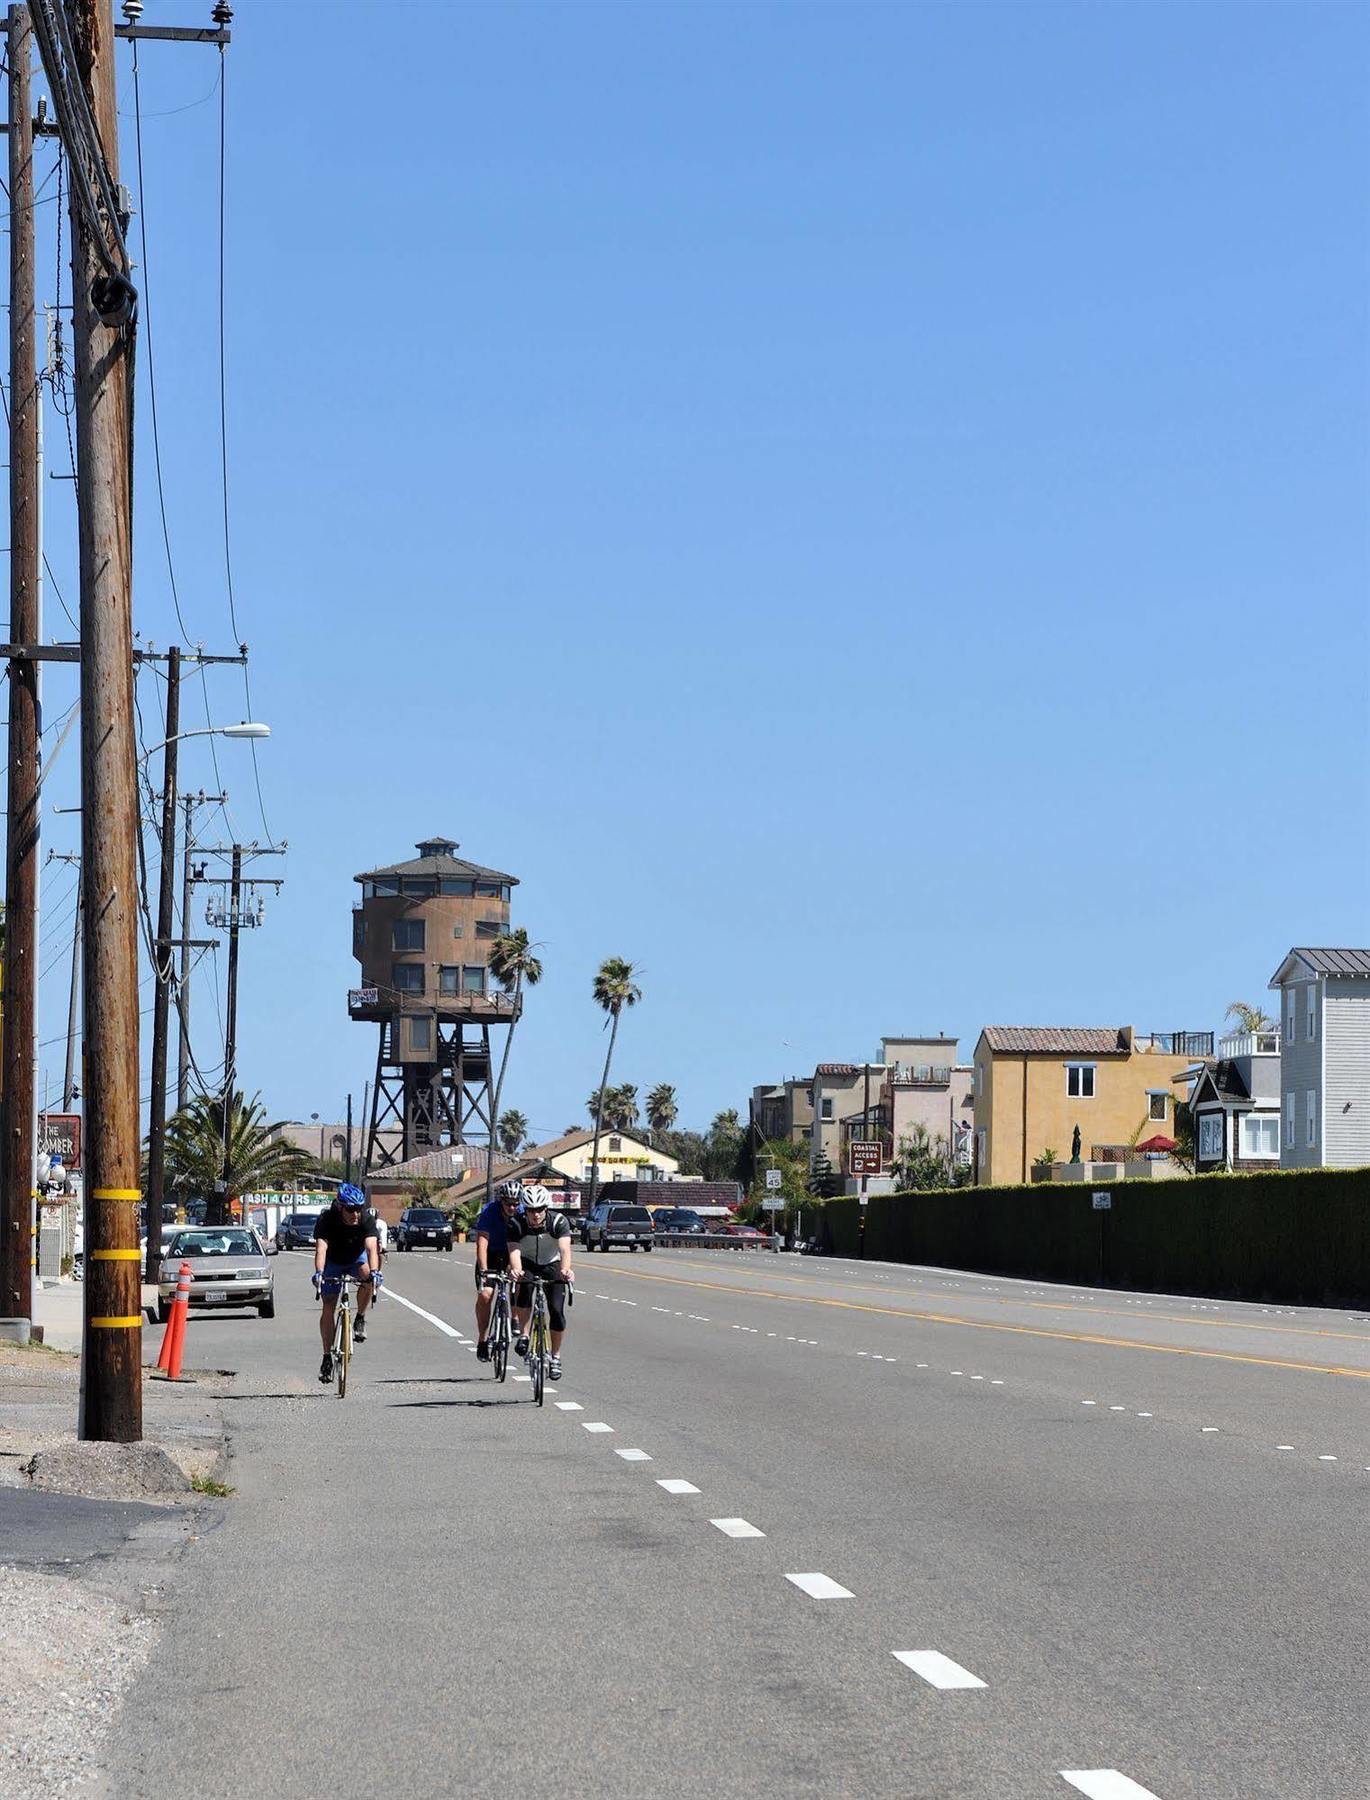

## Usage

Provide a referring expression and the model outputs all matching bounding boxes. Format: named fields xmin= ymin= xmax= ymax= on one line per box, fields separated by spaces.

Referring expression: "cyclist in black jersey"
xmin=506 ymin=1184 xmax=573 ymax=1382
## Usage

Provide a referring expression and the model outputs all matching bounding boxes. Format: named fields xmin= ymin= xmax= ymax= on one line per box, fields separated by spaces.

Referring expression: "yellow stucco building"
xmin=971 ymin=1026 xmax=1207 ymax=1186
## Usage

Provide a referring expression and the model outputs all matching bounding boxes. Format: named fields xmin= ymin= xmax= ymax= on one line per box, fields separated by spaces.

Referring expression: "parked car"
xmin=582 ymin=1203 xmax=655 ymax=1252
xmin=396 ymin=1207 xmax=453 ymax=1252
xmin=651 ymin=1207 xmax=707 ymax=1235
xmin=718 ymin=1221 xmax=768 ymax=1241
xmin=156 ymin=1227 xmax=274 ymax=1321
xmin=276 ymin=1212 xmax=322 ymax=1251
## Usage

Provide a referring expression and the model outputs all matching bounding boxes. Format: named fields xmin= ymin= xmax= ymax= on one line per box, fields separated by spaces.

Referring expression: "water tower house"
xmin=350 ymin=836 xmax=519 ymax=1170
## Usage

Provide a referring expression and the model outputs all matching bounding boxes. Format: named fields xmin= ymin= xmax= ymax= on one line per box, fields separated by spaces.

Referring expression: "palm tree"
xmin=483 ymin=928 xmax=543 ymax=1211
xmin=1225 ymin=1001 xmax=1276 ymax=1036
xmin=611 ymin=1083 xmax=640 ymax=1131
xmin=161 ymin=1091 xmax=312 ymax=1222
xmin=497 ymin=1109 xmax=528 ymax=1156
xmin=588 ymin=957 xmax=642 ymax=1210
xmin=645 ymin=1082 xmax=678 ymax=1145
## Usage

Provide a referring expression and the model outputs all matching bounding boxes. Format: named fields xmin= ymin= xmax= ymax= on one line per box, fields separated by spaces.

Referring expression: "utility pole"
xmin=48 ymin=851 xmax=83 ymax=1112
xmin=143 ymin=645 xmax=180 ymax=1281
xmin=68 ymin=0 xmax=142 ymax=1442
xmin=175 ymin=790 xmax=224 ymax=1113
xmin=1 ymin=2 xmax=40 ymax=1331
xmin=344 ymin=1093 xmax=353 ymax=1184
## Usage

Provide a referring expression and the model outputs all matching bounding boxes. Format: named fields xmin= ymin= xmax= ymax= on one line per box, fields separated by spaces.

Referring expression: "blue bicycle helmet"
xmin=337 ymin=1182 xmax=366 ymax=1208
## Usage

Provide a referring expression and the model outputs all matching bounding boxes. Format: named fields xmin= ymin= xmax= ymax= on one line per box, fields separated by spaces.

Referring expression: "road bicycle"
xmin=480 ymin=1270 xmax=514 ymax=1382
xmin=319 ymin=1273 xmax=371 ymax=1399
xmin=519 ymin=1272 xmax=571 ymax=1406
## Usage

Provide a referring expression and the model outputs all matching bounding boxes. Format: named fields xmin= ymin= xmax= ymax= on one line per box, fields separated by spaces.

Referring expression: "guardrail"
xmin=651 ymin=1231 xmax=779 ymax=1252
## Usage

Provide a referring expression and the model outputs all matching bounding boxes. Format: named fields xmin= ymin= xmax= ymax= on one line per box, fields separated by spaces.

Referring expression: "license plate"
xmin=624 ymin=1234 xmax=637 ymax=1241
xmin=202 ymin=1288 xmax=227 ymax=1303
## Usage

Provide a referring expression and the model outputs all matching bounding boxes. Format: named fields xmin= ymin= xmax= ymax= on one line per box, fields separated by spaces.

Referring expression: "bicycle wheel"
xmin=493 ymin=1306 xmax=508 ymax=1383
xmin=531 ymin=1310 xmax=546 ymax=1406
xmin=336 ymin=1304 xmax=352 ymax=1399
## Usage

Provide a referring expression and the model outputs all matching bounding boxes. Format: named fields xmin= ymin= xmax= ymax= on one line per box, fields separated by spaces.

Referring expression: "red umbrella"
xmin=1134 ymin=1134 xmax=1177 ymax=1153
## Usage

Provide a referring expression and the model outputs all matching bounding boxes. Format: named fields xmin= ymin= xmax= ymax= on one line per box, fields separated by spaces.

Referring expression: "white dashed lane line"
xmin=784 ymin=1572 xmax=854 ymax=1600
xmin=892 ymin=1651 xmax=987 ymax=1691
xmin=555 ymin=1401 xmax=583 ymax=1412
xmin=1060 ymin=1772 xmax=1161 ymax=1799
xmin=384 ymin=1288 xmax=461 ymax=1337
xmin=582 ymin=1421 xmax=615 ymax=1434
xmin=657 ymin=1478 xmax=701 ymax=1495
xmin=711 ymin=1517 xmax=765 ymax=1539
xmin=615 ymin=1448 xmax=652 ymax=1462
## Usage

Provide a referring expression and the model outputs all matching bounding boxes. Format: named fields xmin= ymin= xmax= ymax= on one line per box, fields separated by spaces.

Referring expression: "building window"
xmin=401 ymin=877 xmax=435 ymax=896
xmin=1307 ymin=988 xmax=1317 ymax=1041
xmin=820 ymin=1098 xmax=834 ymax=1120
xmin=1286 ymin=1090 xmax=1296 ymax=1149
xmin=439 ymin=878 xmax=475 ymax=896
xmin=439 ymin=966 xmax=459 ymax=995
xmin=392 ymin=918 xmax=425 ymax=951
xmin=608 ymin=1136 xmax=622 ymax=1152
xmin=475 ymin=919 xmax=503 ymax=939
xmin=392 ymin=962 xmax=424 ymax=994
xmin=1286 ymin=993 xmax=1296 ymax=1043
xmin=371 ymin=876 xmax=400 ymax=897
xmin=1148 ymin=1092 xmax=1168 ymax=1122
xmin=409 ymin=1016 xmax=432 ymax=1052
xmin=975 ymin=1126 xmax=987 ymax=1169
xmin=1066 ymin=1064 xmax=1096 ymax=1099
xmin=1198 ymin=1114 xmax=1224 ymax=1161
xmin=974 ymin=1064 xmax=984 ymax=1097
xmin=462 ymin=965 xmax=487 ymax=994
xmin=1306 ymin=1090 xmax=1316 ymax=1149
xmin=1240 ymin=1115 xmax=1280 ymax=1158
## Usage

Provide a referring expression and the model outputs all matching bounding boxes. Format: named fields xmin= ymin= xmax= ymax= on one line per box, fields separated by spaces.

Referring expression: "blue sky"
xmin=25 ymin=0 xmax=1369 ymax=1142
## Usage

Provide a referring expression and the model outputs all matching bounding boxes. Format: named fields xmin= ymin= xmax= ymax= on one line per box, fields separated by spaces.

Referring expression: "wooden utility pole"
xmin=213 ymin=843 xmax=243 ymax=1227
xmin=2 ymin=3 xmax=40 ymax=1328
xmin=143 ymin=645 xmax=180 ymax=1281
xmin=71 ymin=0 xmax=142 ymax=1441
xmin=174 ymin=789 xmax=226 ymax=1114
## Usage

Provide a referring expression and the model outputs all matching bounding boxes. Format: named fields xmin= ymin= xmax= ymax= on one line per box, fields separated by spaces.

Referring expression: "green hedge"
xmin=825 ymin=1168 xmax=1370 ymax=1305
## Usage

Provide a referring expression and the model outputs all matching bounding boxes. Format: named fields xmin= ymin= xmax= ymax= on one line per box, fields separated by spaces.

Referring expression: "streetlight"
xmin=138 ymin=722 xmax=270 ymax=765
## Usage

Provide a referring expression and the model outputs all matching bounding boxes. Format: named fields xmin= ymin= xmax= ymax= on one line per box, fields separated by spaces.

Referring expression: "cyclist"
xmin=312 ymin=1182 xmax=382 ymax=1382
xmin=507 ymin=1184 xmax=573 ymax=1382
xmin=473 ymin=1178 xmax=524 ymax=1361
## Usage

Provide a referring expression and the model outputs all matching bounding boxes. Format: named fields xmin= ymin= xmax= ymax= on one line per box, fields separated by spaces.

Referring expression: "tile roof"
xmin=980 ymin=1026 xmax=1130 ymax=1057
xmin=354 ymin=837 xmax=518 ymax=884
xmin=815 ymin=1063 xmax=860 ymax=1076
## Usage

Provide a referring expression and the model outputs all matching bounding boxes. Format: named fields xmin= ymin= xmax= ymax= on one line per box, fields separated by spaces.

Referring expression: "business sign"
xmin=1092 ymin=1191 xmax=1112 ymax=1211
xmin=848 ymin=1140 xmax=883 ymax=1177
xmin=349 ymin=988 xmax=379 ymax=1008
xmin=39 ymin=1113 xmax=81 ymax=1170
xmin=764 ymin=1168 xmax=782 ymax=1191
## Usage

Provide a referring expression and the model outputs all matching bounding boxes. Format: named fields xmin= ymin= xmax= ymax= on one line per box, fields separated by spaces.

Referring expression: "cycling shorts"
xmin=515 ymin=1268 xmax=568 ymax=1332
xmin=320 ymin=1256 xmax=370 ymax=1295
xmin=475 ymin=1251 xmax=510 ymax=1291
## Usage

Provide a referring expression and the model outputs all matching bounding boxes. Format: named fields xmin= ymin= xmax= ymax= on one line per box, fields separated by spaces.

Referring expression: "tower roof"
xmin=354 ymin=837 xmax=518 ymax=885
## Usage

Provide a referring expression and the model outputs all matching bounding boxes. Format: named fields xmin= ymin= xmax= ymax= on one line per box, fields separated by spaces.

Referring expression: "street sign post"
xmin=849 ymin=1141 xmax=882 ymax=1178
xmin=761 ymin=1195 xmax=784 ymax=1212
xmin=764 ymin=1168 xmax=782 ymax=1191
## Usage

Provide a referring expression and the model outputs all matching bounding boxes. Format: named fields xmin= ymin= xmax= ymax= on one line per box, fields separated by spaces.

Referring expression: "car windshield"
xmin=290 ymin=1216 xmax=318 ymax=1230
xmin=671 ymin=1212 xmax=703 ymax=1226
xmin=409 ymin=1210 xmax=446 ymax=1225
xmin=610 ymin=1209 xmax=653 ymax=1224
xmin=172 ymin=1231 xmax=257 ymax=1257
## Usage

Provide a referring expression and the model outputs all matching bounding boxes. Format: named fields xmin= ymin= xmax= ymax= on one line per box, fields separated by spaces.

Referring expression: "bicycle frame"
xmin=320 ymin=1273 xmax=363 ymax=1399
xmin=481 ymin=1271 xmax=514 ymax=1381
xmin=517 ymin=1273 xmax=563 ymax=1406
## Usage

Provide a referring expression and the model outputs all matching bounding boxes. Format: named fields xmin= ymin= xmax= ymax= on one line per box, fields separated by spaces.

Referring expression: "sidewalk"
xmin=32 ymin=1279 xmax=157 ymax=1353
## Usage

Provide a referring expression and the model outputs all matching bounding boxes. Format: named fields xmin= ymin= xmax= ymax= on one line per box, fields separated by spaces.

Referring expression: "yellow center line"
xmin=622 ymin=1255 xmax=1370 ymax=1347
xmin=585 ymin=1260 xmax=1370 ymax=1381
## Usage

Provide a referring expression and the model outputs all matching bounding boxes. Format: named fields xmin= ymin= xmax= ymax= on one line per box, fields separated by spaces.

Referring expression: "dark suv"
xmin=652 ymin=1207 xmax=706 ymax=1235
xmin=582 ymin=1204 xmax=655 ymax=1253
xmin=276 ymin=1212 xmax=321 ymax=1251
xmin=396 ymin=1207 xmax=454 ymax=1252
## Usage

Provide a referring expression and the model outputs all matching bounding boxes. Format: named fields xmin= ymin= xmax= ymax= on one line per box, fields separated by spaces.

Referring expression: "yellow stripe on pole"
xmin=89 ymin=1315 xmax=144 ymax=1328
xmin=91 ymin=1188 xmax=142 ymax=1203
xmin=90 ymin=1247 xmax=143 ymax=1261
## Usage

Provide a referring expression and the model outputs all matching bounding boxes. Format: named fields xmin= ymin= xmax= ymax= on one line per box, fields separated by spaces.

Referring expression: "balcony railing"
xmin=889 ymin=1064 xmax=954 ymax=1086
xmin=1218 ymin=1030 xmax=1280 ymax=1059
xmin=1143 ymin=1031 xmax=1214 ymax=1058
xmin=347 ymin=985 xmax=520 ymax=1020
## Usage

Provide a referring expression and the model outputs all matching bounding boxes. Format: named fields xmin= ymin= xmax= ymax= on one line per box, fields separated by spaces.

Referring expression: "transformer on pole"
xmin=349 ymin=837 xmax=519 ymax=1172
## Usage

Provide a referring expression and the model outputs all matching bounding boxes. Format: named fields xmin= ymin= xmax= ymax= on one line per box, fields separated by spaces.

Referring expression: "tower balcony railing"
xmin=347 ymin=985 xmax=521 ymax=1023
xmin=1218 ymin=1029 xmax=1280 ymax=1059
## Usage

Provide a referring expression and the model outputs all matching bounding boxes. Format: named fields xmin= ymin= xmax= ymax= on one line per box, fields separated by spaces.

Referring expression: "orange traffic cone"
xmin=155 ymin=1261 xmax=192 ymax=1381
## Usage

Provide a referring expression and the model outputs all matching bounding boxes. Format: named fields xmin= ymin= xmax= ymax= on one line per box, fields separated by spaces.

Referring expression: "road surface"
xmin=103 ymin=1246 xmax=1370 ymax=1797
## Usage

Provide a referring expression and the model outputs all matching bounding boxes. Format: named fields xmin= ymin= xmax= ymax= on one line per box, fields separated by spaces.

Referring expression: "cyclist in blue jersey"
xmin=473 ymin=1179 xmax=523 ymax=1361
xmin=312 ymin=1182 xmax=381 ymax=1382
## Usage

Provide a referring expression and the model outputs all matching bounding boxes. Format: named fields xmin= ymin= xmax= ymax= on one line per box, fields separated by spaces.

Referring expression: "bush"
xmin=848 ymin=1167 xmax=1370 ymax=1304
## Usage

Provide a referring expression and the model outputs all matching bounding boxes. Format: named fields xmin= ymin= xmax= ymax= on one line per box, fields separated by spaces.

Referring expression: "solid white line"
xmin=784 ymin=1572 xmax=853 ymax=1600
xmin=711 ymin=1517 xmax=765 ymax=1539
xmin=384 ymin=1288 xmax=460 ymax=1338
xmin=555 ymin=1401 xmax=583 ymax=1412
xmin=891 ymin=1651 xmax=987 ymax=1690
xmin=657 ymin=1478 xmax=700 ymax=1495
xmin=582 ymin=1422 xmax=615 ymax=1434
xmin=1060 ymin=1772 xmax=1161 ymax=1799
xmin=615 ymin=1448 xmax=652 ymax=1462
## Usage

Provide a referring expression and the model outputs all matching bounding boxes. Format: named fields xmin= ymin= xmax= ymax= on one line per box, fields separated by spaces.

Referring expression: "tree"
xmin=497 ymin=1109 xmax=528 ymax=1156
xmin=701 ymin=1108 xmax=745 ymax=1182
xmin=161 ymin=1092 xmax=312 ymax=1212
xmin=483 ymin=928 xmax=543 ymax=1213
xmin=588 ymin=957 xmax=642 ymax=1210
xmin=892 ymin=1125 xmax=957 ymax=1191
xmin=1226 ymin=1001 xmax=1276 ymax=1035
xmin=746 ymin=1135 xmax=810 ymax=1231
xmin=645 ymin=1082 xmax=678 ymax=1144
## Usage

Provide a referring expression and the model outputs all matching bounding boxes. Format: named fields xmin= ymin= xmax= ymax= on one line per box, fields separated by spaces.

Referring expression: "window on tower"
xmin=392 ymin=919 xmax=425 ymax=952
xmin=392 ymin=963 xmax=424 ymax=994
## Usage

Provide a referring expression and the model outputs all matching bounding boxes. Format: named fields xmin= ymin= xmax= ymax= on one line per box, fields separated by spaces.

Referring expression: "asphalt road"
xmin=102 ymin=1244 xmax=1370 ymax=1798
